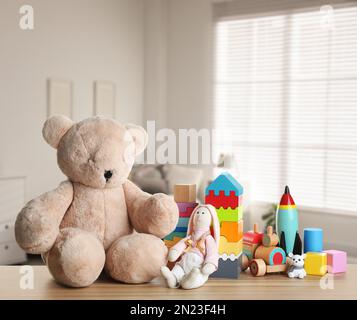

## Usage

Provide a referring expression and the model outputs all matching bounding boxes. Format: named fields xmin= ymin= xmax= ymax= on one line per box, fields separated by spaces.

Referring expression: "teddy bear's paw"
xmin=46 ymin=228 xmax=105 ymax=288
xmin=105 ymin=233 xmax=168 ymax=284
xmin=141 ymin=194 xmax=179 ymax=239
xmin=15 ymin=206 xmax=59 ymax=254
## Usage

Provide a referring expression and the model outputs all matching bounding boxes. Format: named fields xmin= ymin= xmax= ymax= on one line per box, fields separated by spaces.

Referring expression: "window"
xmin=214 ymin=3 xmax=357 ymax=214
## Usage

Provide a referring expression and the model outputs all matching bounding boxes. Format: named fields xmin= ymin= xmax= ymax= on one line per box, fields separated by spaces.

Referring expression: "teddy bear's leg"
xmin=105 ymin=233 xmax=168 ymax=284
xmin=45 ymin=227 xmax=105 ymax=288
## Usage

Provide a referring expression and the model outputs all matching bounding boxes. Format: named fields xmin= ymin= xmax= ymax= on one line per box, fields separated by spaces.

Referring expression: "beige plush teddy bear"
xmin=15 ymin=115 xmax=178 ymax=287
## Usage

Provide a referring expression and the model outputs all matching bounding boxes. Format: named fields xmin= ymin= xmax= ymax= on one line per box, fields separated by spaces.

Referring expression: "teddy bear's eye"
xmin=196 ymin=211 xmax=199 ymax=215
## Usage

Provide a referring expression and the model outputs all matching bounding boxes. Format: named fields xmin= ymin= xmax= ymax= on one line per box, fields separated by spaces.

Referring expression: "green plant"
xmin=262 ymin=203 xmax=278 ymax=231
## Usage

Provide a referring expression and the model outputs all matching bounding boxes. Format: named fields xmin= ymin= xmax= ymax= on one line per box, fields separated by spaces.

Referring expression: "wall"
xmin=143 ymin=0 xmax=168 ymax=129
xmin=143 ymin=0 xmax=213 ymax=130
xmin=166 ymin=0 xmax=213 ymax=131
xmin=0 ymin=0 xmax=144 ymax=201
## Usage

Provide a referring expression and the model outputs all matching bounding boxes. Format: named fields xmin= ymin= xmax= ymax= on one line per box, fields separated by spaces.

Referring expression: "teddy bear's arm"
xmin=15 ymin=181 xmax=73 ymax=254
xmin=123 ymin=180 xmax=179 ymax=239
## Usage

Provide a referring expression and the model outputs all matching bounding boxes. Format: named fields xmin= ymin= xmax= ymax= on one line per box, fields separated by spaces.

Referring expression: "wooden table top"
xmin=0 ymin=265 xmax=356 ymax=300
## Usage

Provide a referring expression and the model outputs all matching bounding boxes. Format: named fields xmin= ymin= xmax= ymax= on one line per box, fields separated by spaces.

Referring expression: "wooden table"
xmin=0 ymin=265 xmax=356 ymax=300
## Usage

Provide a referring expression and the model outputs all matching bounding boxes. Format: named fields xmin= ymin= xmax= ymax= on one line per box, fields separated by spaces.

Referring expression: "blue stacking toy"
xmin=205 ymin=172 xmax=243 ymax=196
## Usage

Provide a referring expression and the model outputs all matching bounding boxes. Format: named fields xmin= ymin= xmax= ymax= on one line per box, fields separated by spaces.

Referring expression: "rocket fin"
xmin=292 ymin=231 xmax=302 ymax=255
xmin=279 ymin=231 xmax=287 ymax=253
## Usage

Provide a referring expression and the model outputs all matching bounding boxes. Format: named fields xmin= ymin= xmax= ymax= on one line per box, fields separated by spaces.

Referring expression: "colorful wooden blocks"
xmin=205 ymin=172 xmax=243 ymax=279
xmin=174 ymin=184 xmax=196 ymax=203
xmin=163 ymin=184 xmax=198 ymax=250
xmin=176 ymin=217 xmax=190 ymax=228
xmin=304 ymin=252 xmax=327 ymax=276
xmin=164 ymin=231 xmax=187 ymax=241
xmin=323 ymin=250 xmax=347 ymax=274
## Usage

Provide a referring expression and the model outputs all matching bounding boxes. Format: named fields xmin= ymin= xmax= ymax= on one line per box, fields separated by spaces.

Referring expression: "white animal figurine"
xmin=160 ymin=204 xmax=220 ymax=290
xmin=288 ymin=253 xmax=307 ymax=279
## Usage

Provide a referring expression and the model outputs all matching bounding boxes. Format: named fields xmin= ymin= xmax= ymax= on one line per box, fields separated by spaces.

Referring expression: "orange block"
xmin=220 ymin=221 xmax=243 ymax=242
xmin=164 ymin=236 xmax=183 ymax=248
xmin=238 ymin=220 xmax=243 ymax=240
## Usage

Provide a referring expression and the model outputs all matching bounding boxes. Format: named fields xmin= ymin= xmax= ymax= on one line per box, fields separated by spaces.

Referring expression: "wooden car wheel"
xmin=250 ymin=259 xmax=267 ymax=277
xmin=241 ymin=254 xmax=250 ymax=271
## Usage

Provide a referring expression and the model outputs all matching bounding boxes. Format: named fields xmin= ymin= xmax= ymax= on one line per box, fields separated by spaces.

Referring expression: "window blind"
xmin=214 ymin=2 xmax=357 ymax=214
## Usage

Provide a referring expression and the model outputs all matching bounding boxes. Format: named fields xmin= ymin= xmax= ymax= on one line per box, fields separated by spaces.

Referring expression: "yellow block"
xmin=304 ymin=252 xmax=327 ymax=276
xmin=218 ymin=236 xmax=242 ymax=255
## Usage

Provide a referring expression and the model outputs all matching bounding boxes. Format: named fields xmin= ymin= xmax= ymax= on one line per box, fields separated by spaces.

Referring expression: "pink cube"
xmin=323 ymin=250 xmax=347 ymax=274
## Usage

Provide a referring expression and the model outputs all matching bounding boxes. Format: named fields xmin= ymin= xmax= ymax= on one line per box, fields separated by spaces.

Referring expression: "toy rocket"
xmin=276 ymin=186 xmax=300 ymax=255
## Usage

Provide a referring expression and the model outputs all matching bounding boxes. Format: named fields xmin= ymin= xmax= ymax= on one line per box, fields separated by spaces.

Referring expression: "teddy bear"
xmin=15 ymin=115 xmax=179 ymax=287
xmin=287 ymin=253 xmax=307 ymax=279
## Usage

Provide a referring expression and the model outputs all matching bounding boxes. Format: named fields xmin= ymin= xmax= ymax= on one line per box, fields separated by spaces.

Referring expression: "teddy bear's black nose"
xmin=104 ymin=170 xmax=113 ymax=181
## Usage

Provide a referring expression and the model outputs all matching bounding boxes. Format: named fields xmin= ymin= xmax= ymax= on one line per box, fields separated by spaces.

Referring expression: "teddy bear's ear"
xmin=125 ymin=123 xmax=148 ymax=155
xmin=42 ymin=115 xmax=74 ymax=149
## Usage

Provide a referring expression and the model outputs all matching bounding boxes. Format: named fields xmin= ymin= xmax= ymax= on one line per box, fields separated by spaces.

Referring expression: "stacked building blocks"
xmin=323 ymin=250 xmax=347 ymax=274
xmin=205 ymin=172 xmax=244 ymax=278
xmin=302 ymin=228 xmax=347 ymax=276
xmin=304 ymin=228 xmax=323 ymax=253
xmin=304 ymin=252 xmax=327 ymax=276
xmin=164 ymin=184 xmax=198 ymax=250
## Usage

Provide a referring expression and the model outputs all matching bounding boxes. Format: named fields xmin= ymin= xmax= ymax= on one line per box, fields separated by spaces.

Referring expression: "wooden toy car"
xmin=242 ymin=224 xmax=287 ymax=277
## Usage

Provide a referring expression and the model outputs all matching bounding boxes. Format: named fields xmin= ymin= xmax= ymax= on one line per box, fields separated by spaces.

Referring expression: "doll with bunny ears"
xmin=161 ymin=204 xmax=220 ymax=290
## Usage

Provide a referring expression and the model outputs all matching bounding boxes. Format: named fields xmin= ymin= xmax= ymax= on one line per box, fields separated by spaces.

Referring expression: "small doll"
xmin=161 ymin=204 xmax=220 ymax=290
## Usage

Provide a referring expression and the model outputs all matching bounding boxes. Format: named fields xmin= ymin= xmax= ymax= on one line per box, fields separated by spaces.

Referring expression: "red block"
xmin=179 ymin=206 xmax=196 ymax=217
xmin=205 ymin=190 xmax=241 ymax=209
